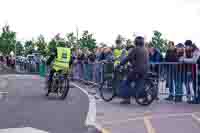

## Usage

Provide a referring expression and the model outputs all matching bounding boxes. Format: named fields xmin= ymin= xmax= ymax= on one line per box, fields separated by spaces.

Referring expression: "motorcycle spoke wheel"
xmin=135 ymin=81 xmax=155 ymax=106
xmin=99 ymin=79 xmax=116 ymax=102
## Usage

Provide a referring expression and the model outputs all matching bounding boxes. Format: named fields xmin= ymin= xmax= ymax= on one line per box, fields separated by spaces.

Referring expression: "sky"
xmin=0 ymin=0 xmax=200 ymax=46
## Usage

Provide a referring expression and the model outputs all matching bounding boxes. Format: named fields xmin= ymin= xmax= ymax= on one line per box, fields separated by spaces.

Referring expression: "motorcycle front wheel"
xmin=57 ymin=77 xmax=70 ymax=100
xmin=99 ymin=78 xmax=116 ymax=102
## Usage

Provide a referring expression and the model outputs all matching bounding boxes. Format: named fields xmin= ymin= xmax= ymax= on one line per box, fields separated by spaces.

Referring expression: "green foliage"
xmin=0 ymin=25 xmax=16 ymax=55
xmin=16 ymin=41 xmax=24 ymax=56
xmin=35 ymin=35 xmax=47 ymax=56
xmin=150 ymin=30 xmax=168 ymax=53
xmin=24 ymin=40 xmax=34 ymax=55
xmin=79 ymin=31 xmax=96 ymax=50
xmin=66 ymin=32 xmax=77 ymax=48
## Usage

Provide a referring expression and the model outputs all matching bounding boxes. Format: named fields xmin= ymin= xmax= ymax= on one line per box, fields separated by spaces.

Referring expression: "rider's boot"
xmin=120 ymin=98 xmax=131 ymax=104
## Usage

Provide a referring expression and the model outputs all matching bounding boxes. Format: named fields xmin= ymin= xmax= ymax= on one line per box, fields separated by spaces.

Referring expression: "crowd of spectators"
xmin=1 ymin=39 xmax=200 ymax=104
xmin=0 ymin=55 xmax=15 ymax=69
xmin=71 ymin=39 xmax=200 ymax=104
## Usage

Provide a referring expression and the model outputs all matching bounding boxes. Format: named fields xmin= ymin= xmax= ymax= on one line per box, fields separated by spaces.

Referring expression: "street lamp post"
xmin=15 ymin=41 xmax=17 ymax=70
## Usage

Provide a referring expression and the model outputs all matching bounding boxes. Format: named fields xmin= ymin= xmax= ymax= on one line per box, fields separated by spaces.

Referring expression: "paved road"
xmin=74 ymin=81 xmax=200 ymax=133
xmin=0 ymin=75 xmax=90 ymax=133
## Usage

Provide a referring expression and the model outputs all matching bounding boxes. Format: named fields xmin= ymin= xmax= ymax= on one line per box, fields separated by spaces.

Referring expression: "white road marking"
xmin=0 ymin=75 xmax=42 ymax=80
xmin=71 ymin=83 xmax=96 ymax=126
xmin=71 ymin=83 xmax=109 ymax=133
xmin=144 ymin=117 xmax=156 ymax=133
xmin=192 ymin=114 xmax=200 ymax=124
xmin=0 ymin=127 xmax=48 ymax=133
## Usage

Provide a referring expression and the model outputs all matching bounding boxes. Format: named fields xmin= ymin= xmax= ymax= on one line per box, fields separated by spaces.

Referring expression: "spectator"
xmin=175 ymin=43 xmax=185 ymax=102
xmin=83 ymin=49 xmax=90 ymax=81
xmin=95 ymin=48 xmax=104 ymax=83
xmin=196 ymin=48 xmax=200 ymax=104
xmin=6 ymin=56 xmax=9 ymax=66
xmin=148 ymin=45 xmax=163 ymax=63
xmin=76 ymin=49 xmax=84 ymax=80
xmin=101 ymin=48 xmax=114 ymax=62
xmin=181 ymin=41 xmax=200 ymax=104
xmin=165 ymin=41 xmax=176 ymax=62
xmin=165 ymin=41 xmax=177 ymax=101
xmin=148 ymin=44 xmax=163 ymax=78
xmin=87 ymin=49 xmax=96 ymax=81
xmin=88 ymin=50 xmax=96 ymax=63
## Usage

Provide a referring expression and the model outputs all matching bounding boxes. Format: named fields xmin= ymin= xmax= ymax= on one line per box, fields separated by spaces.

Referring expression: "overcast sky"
xmin=0 ymin=0 xmax=200 ymax=45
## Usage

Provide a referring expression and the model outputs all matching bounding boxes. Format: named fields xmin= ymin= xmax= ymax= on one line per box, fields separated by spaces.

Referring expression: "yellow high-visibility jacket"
xmin=53 ymin=47 xmax=71 ymax=72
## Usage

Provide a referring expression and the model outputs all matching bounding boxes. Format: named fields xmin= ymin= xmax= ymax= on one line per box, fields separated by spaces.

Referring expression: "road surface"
xmin=74 ymin=80 xmax=200 ymax=133
xmin=0 ymin=75 xmax=90 ymax=133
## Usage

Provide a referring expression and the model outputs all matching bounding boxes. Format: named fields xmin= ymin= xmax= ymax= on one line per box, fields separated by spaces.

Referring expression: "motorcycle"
xmin=99 ymin=63 xmax=158 ymax=106
xmin=45 ymin=69 xmax=70 ymax=100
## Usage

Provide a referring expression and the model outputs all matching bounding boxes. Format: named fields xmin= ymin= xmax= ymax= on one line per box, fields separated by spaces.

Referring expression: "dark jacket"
xmin=120 ymin=46 xmax=149 ymax=74
xmin=46 ymin=48 xmax=57 ymax=66
xmin=88 ymin=53 xmax=96 ymax=62
xmin=99 ymin=52 xmax=114 ymax=62
xmin=149 ymin=49 xmax=163 ymax=62
xmin=176 ymin=50 xmax=185 ymax=72
xmin=165 ymin=49 xmax=177 ymax=62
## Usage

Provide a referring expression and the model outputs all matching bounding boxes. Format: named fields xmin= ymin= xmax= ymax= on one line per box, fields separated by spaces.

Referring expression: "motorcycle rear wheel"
xmin=135 ymin=80 xmax=157 ymax=106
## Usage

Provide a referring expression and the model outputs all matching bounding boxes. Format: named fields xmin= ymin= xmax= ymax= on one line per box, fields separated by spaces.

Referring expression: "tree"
xmin=66 ymin=32 xmax=77 ymax=48
xmin=24 ymin=40 xmax=34 ymax=55
xmin=79 ymin=30 xmax=96 ymax=50
xmin=150 ymin=30 xmax=168 ymax=53
xmin=16 ymin=41 xmax=24 ymax=56
xmin=0 ymin=25 xmax=16 ymax=55
xmin=35 ymin=35 xmax=47 ymax=56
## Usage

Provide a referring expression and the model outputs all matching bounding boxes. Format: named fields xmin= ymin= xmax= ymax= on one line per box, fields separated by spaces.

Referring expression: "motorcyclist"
xmin=116 ymin=36 xmax=149 ymax=104
xmin=46 ymin=46 xmax=72 ymax=92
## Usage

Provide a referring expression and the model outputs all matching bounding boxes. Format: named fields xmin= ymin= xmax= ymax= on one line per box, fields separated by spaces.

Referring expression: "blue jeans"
xmin=166 ymin=65 xmax=175 ymax=97
xmin=175 ymin=71 xmax=183 ymax=97
xmin=119 ymin=79 xmax=132 ymax=99
xmin=95 ymin=64 xmax=102 ymax=83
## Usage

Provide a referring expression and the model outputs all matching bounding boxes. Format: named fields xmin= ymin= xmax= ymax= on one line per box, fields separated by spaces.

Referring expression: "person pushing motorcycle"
xmin=46 ymin=46 xmax=72 ymax=92
xmin=116 ymin=36 xmax=149 ymax=104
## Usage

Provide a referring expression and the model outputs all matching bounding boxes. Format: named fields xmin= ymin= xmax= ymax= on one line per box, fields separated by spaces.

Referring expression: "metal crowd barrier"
xmin=72 ymin=62 xmax=199 ymax=101
xmin=14 ymin=60 xmax=199 ymax=101
xmin=16 ymin=61 xmax=41 ymax=74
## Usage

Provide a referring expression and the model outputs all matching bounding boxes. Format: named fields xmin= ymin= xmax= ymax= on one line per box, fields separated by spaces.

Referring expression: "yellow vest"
xmin=53 ymin=47 xmax=71 ymax=72
xmin=114 ymin=49 xmax=123 ymax=65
